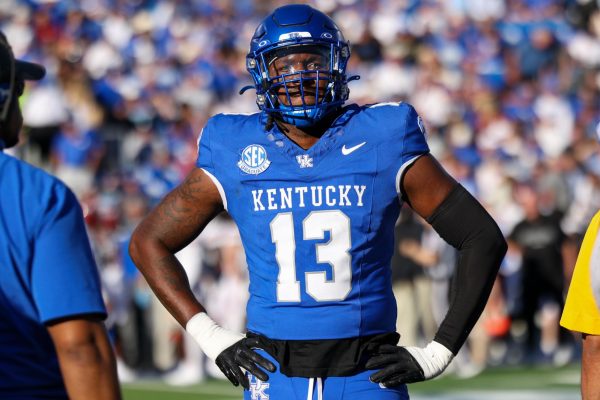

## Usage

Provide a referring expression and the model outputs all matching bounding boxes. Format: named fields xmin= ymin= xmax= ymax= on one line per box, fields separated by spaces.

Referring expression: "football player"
xmin=130 ymin=5 xmax=507 ymax=399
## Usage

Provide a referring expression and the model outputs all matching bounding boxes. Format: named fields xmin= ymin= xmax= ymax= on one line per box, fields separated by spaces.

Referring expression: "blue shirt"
xmin=196 ymin=102 xmax=429 ymax=340
xmin=0 ymin=149 xmax=106 ymax=398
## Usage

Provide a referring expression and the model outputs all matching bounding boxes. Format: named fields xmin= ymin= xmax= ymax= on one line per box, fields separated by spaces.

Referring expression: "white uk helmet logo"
xmin=278 ymin=31 xmax=312 ymax=41
xmin=238 ymin=144 xmax=271 ymax=175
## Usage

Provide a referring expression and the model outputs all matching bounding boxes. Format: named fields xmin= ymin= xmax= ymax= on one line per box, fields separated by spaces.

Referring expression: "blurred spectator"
xmin=162 ymin=234 xmax=205 ymax=386
xmin=509 ymin=182 xmax=569 ymax=363
xmin=51 ymin=118 xmax=104 ymax=196
xmin=21 ymin=83 xmax=69 ymax=166
xmin=391 ymin=207 xmax=436 ymax=347
xmin=132 ymin=143 xmax=180 ymax=206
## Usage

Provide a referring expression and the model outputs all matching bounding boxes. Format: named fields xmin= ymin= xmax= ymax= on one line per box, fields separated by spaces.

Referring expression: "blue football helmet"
xmin=244 ymin=4 xmax=356 ymax=127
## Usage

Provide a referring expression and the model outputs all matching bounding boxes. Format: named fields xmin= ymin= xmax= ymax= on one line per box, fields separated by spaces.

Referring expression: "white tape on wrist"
xmin=405 ymin=341 xmax=454 ymax=379
xmin=185 ymin=312 xmax=244 ymax=361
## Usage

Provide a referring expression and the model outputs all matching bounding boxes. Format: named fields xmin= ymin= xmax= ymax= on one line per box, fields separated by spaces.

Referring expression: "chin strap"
xmin=239 ymin=85 xmax=255 ymax=95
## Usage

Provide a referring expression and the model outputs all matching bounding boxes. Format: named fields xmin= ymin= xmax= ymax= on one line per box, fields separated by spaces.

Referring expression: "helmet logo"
xmin=321 ymin=33 xmax=333 ymax=39
xmin=238 ymin=144 xmax=271 ymax=175
xmin=278 ymin=32 xmax=312 ymax=41
xmin=259 ymin=40 xmax=270 ymax=47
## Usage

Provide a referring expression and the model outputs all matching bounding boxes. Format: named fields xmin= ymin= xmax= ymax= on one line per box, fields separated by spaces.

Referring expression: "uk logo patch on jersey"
xmin=296 ymin=154 xmax=313 ymax=168
xmin=238 ymin=144 xmax=271 ymax=175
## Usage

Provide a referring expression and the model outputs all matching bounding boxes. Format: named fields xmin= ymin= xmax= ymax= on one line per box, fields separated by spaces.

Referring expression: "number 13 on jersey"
xmin=270 ymin=210 xmax=352 ymax=302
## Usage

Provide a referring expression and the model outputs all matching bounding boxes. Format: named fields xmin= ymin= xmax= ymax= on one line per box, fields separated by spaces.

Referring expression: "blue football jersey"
xmin=196 ymin=102 xmax=429 ymax=340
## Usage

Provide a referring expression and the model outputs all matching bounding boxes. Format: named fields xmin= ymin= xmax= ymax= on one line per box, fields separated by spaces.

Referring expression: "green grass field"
xmin=122 ymin=363 xmax=580 ymax=400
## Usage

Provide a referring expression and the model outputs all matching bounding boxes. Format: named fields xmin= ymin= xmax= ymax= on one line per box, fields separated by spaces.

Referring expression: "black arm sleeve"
xmin=426 ymin=184 xmax=507 ymax=354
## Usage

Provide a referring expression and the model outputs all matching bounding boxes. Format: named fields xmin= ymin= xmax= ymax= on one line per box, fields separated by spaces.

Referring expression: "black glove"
xmin=215 ymin=336 xmax=276 ymax=389
xmin=366 ymin=345 xmax=424 ymax=387
xmin=366 ymin=341 xmax=453 ymax=387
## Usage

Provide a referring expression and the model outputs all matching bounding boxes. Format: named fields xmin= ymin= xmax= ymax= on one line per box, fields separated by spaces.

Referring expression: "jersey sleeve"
xmin=194 ymin=116 xmax=228 ymax=209
xmin=196 ymin=120 xmax=214 ymax=174
xmin=401 ymin=104 xmax=429 ymax=164
xmin=31 ymin=182 xmax=106 ymax=323
xmin=561 ymin=210 xmax=600 ymax=335
xmin=394 ymin=103 xmax=430 ymax=196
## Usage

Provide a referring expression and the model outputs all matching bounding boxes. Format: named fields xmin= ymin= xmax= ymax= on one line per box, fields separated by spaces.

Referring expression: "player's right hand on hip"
xmin=185 ymin=312 xmax=276 ymax=388
xmin=215 ymin=336 xmax=276 ymax=389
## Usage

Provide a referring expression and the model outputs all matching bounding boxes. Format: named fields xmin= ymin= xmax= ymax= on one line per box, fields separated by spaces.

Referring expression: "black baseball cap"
xmin=0 ymin=31 xmax=45 ymax=83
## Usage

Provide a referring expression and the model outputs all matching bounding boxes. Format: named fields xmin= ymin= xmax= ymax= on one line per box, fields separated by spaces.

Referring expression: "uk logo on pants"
xmin=249 ymin=375 xmax=270 ymax=400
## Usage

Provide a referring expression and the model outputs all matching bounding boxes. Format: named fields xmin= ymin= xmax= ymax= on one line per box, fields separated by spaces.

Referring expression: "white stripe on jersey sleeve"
xmin=368 ymin=102 xmax=402 ymax=108
xmin=201 ymin=168 xmax=228 ymax=211
xmin=196 ymin=127 xmax=204 ymax=149
xmin=395 ymin=154 xmax=426 ymax=202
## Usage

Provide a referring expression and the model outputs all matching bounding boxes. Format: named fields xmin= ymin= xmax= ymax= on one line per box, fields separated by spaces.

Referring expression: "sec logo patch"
xmin=238 ymin=144 xmax=271 ymax=175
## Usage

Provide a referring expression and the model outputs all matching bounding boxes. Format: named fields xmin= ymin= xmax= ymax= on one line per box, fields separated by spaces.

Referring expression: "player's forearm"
xmin=582 ymin=334 xmax=600 ymax=400
xmin=50 ymin=321 xmax=121 ymax=400
xmin=129 ymin=232 xmax=205 ymax=326
xmin=427 ymin=185 xmax=507 ymax=353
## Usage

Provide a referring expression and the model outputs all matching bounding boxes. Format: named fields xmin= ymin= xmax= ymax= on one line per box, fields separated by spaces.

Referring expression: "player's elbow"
xmin=57 ymin=332 xmax=103 ymax=365
xmin=495 ymin=230 xmax=508 ymax=258
xmin=129 ymin=222 xmax=173 ymax=275
xmin=128 ymin=225 xmax=147 ymax=267
xmin=129 ymin=222 xmax=159 ymax=269
xmin=480 ymin=221 xmax=507 ymax=254
xmin=466 ymin=218 xmax=507 ymax=267
xmin=48 ymin=319 xmax=109 ymax=368
xmin=583 ymin=333 xmax=600 ymax=355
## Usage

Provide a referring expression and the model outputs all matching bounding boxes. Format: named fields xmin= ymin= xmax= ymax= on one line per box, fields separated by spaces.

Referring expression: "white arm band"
xmin=185 ymin=312 xmax=244 ymax=361
xmin=405 ymin=340 xmax=454 ymax=379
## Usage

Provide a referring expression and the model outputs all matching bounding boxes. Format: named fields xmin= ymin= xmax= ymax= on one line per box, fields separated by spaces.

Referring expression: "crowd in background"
xmin=1 ymin=0 xmax=599 ymax=385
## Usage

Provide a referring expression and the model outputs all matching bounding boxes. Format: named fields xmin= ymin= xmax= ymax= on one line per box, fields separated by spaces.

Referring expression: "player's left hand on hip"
xmin=215 ymin=336 xmax=276 ymax=390
xmin=366 ymin=341 xmax=454 ymax=387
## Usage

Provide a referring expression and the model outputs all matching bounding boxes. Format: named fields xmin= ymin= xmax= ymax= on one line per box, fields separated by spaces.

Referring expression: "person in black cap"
xmin=0 ymin=32 xmax=122 ymax=399
xmin=0 ymin=31 xmax=45 ymax=148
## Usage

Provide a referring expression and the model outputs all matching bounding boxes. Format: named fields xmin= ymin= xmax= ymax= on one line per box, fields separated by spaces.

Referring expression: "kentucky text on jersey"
xmin=251 ymin=185 xmax=367 ymax=211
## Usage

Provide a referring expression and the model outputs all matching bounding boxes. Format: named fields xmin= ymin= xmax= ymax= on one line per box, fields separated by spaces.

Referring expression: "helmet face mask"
xmin=264 ymin=44 xmax=335 ymax=120
xmin=246 ymin=5 xmax=352 ymax=127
